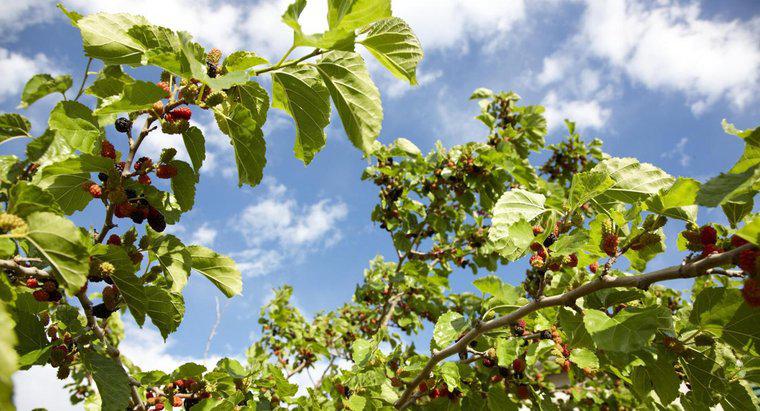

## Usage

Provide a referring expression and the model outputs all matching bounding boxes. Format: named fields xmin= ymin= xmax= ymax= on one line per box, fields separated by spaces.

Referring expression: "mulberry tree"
xmin=1 ymin=1 xmax=759 ymax=410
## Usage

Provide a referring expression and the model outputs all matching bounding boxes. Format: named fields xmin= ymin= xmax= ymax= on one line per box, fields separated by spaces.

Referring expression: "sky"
xmin=2 ymin=0 xmax=759 ymax=409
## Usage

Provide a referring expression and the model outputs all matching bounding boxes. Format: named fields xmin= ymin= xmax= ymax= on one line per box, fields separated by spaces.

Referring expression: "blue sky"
xmin=2 ymin=1 xmax=759 ymax=409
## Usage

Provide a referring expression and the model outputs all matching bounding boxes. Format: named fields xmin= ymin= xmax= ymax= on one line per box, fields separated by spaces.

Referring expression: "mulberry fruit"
xmin=207 ymin=48 xmax=222 ymax=66
xmin=532 ymin=225 xmax=544 ymax=236
xmin=601 ymin=233 xmax=618 ymax=257
xmin=738 ymin=249 xmax=759 ymax=274
xmin=134 ymin=156 xmax=153 ymax=172
xmin=529 ymin=254 xmax=544 ymax=268
xmin=33 ymin=289 xmax=49 ymax=302
xmin=700 ymin=225 xmax=717 ymax=246
xmin=512 ymin=358 xmax=526 ymax=373
xmin=26 ymin=278 xmax=39 ymax=288
xmin=103 ymin=285 xmax=120 ymax=311
xmin=204 ymin=91 xmax=226 ymax=107
xmin=147 ymin=207 xmax=166 ymax=232
xmin=57 ymin=365 xmax=70 ymax=380
xmin=156 ymin=81 xmax=171 ymax=98
xmin=100 ymin=140 xmax=116 ymax=159
xmin=42 ymin=281 xmax=57 ymax=293
xmin=742 ymin=278 xmax=760 ymax=307
xmin=543 ymin=233 xmax=557 ymax=247
xmin=0 ymin=213 xmax=27 ymax=234
xmin=86 ymin=182 xmax=102 ymax=198
xmin=156 ymin=164 xmax=177 ymax=179
xmin=565 ymin=254 xmax=578 ymax=268
xmin=99 ymin=262 xmax=115 ymax=276
xmin=92 ymin=303 xmax=113 ymax=319
xmin=170 ymin=107 xmax=192 ymax=120
xmin=107 ymin=234 xmax=122 ymax=246
xmin=115 ymin=117 xmax=132 ymax=133
xmin=589 ymin=261 xmax=599 ymax=273
xmin=516 ymin=385 xmax=530 ymax=400
xmin=114 ymin=202 xmax=134 ymax=219
xmin=138 ymin=174 xmax=151 ymax=185
xmin=731 ymin=235 xmax=749 ymax=248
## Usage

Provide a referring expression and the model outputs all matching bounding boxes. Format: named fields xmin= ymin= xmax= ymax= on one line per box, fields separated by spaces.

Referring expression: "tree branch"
xmin=75 ymin=290 xmax=145 ymax=410
xmin=394 ymin=244 xmax=752 ymax=409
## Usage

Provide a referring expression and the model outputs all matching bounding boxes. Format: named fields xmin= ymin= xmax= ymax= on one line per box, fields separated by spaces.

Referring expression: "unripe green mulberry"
xmin=601 ymin=219 xmax=615 ymax=237
xmin=99 ymin=262 xmax=115 ymax=276
xmin=161 ymin=119 xmax=189 ymax=134
xmin=204 ymin=91 xmax=226 ymax=107
xmin=0 ymin=213 xmax=27 ymax=234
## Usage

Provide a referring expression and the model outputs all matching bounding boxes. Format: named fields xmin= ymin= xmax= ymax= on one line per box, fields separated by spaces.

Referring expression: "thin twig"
xmin=73 ymin=58 xmax=93 ymax=101
xmin=204 ymin=297 xmax=226 ymax=359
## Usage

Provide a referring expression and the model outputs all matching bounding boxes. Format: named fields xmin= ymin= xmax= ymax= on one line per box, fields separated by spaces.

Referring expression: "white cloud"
xmin=582 ymin=0 xmax=760 ymax=112
xmin=190 ymin=223 xmax=218 ymax=247
xmin=14 ymin=366 xmax=80 ymax=410
xmin=232 ymin=248 xmax=285 ymax=278
xmin=120 ymin=321 xmax=222 ymax=372
xmin=0 ymin=1 xmax=58 ymax=40
xmin=394 ymin=1 xmax=527 ymax=53
xmin=235 ymin=178 xmax=348 ymax=248
xmin=661 ymin=137 xmax=691 ymax=167
xmin=0 ymin=48 xmax=57 ymax=102
xmin=541 ymin=91 xmax=611 ymax=132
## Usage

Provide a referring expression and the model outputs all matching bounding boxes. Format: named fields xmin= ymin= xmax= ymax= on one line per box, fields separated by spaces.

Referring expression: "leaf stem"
xmin=73 ymin=58 xmax=93 ymax=101
xmin=256 ymin=48 xmax=324 ymax=75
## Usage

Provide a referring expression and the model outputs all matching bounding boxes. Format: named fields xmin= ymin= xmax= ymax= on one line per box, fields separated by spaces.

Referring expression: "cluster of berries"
xmin=682 ymin=224 xmax=723 ymax=258
xmin=528 ymin=224 xmax=577 ymax=272
xmin=417 ymin=381 xmax=462 ymax=401
xmin=46 ymin=323 xmax=78 ymax=380
xmin=145 ymin=378 xmax=211 ymax=410
xmin=112 ymin=188 xmax=166 ymax=233
xmin=600 ymin=220 xmax=619 ymax=257
xmin=28 ymin=278 xmax=63 ymax=303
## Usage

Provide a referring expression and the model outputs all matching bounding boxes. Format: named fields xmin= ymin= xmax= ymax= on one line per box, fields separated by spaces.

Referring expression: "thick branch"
xmin=394 ymin=244 xmax=751 ymax=409
xmin=286 ymin=360 xmax=309 ymax=379
xmin=0 ymin=258 xmax=52 ymax=279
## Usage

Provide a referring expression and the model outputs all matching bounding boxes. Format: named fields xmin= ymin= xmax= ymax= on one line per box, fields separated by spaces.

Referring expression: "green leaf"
xmin=145 ymin=285 xmax=185 ymax=340
xmin=359 ymin=17 xmax=423 ymax=84
xmin=489 ymin=189 xmax=546 ymax=259
xmin=0 ymin=303 xmax=17 ymax=410
xmin=680 ymin=350 xmax=724 ymax=406
xmin=181 ymin=126 xmax=206 ymax=173
xmin=99 ymin=245 xmax=146 ymax=325
xmin=226 ymin=81 xmax=269 ymax=128
xmin=93 ymin=80 xmax=165 ymax=116
xmin=691 ymin=287 xmax=760 ymax=353
xmin=721 ymin=192 xmax=754 ymax=228
xmin=645 ymin=351 xmax=680 ymax=405
xmin=736 ymin=216 xmax=760 ymax=245
xmin=34 ymin=154 xmax=113 ymax=214
xmin=491 ymin=189 xmax=546 ymax=226
xmin=327 ymin=0 xmax=391 ymax=32
xmin=25 ymin=129 xmax=75 ymax=166
xmin=557 ymin=307 xmax=594 ymax=348
xmin=351 ymin=338 xmax=375 ymax=366
xmin=86 ymin=66 xmax=135 ymax=99
xmin=724 ymin=121 xmax=760 ymax=173
xmin=472 ymin=276 xmax=520 ymax=304
xmin=74 ymin=12 xmax=150 ymax=65
xmin=569 ymin=348 xmax=599 ymax=370
xmin=48 ymin=101 xmax=102 ymax=153
xmin=146 ymin=228 xmax=192 ymax=293
xmin=315 ymin=51 xmax=382 ymax=154
xmin=167 ymin=160 xmax=197 ymax=212
xmin=721 ymin=380 xmax=759 ymax=411
xmin=23 ymin=212 xmax=89 ymax=294
xmin=583 ymin=306 xmax=669 ymax=352
xmin=550 ymin=229 xmax=590 ymax=256
xmin=81 ymin=349 xmax=132 ymax=411
xmin=223 ymin=51 xmax=269 ymax=72
xmin=495 ymin=338 xmax=520 ymax=367
xmin=0 ymin=113 xmax=32 ymax=144
xmin=593 ymin=157 xmax=674 ymax=204
xmin=568 ymin=171 xmax=615 ymax=210
xmin=271 ymin=65 xmax=331 ymax=164
xmin=646 ymin=177 xmax=699 ymax=222
xmin=213 ymin=103 xmax=266 ymax=187
xmin=8 ymin=181 xmax=63 ymax=217
xmin=433 ymin=311 xmax=466 ymax=350
xmin=187 ymin=245 xmax=242 ymax=298
xmin=696 ymin=168 xmax=759 ymax=207
xmin=391 ymin=138 xmax=421 ymax=156
xmin=281 ymin=0 xmax=356 ymax=51
xmin=18 ymin=74 xmax=72 ymax=108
